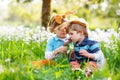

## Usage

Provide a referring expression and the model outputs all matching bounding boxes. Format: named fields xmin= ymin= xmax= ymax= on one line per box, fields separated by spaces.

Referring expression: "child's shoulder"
xmin=47 ymin=35 xmax=57 ymax=42
xmin=87 ymin=38 xmax=99 ymax=46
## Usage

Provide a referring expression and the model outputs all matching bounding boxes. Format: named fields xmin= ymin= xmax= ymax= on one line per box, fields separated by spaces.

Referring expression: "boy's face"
xmin=69 ymin=30 xmax=83 ymax=43
xmin=54 ymin=28 xmax=67 ymax=39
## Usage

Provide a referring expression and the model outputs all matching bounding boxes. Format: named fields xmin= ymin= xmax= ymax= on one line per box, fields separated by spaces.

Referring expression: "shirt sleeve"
xmin=45 ymin=51 xmax=55 ymax=60
xmin=89 ymin=42 xmax=100 ymax=53
xmin=94 ymin=50 xmax=104 ymax=60
xmin=45 ymin=38 xmax=55 ymax=59
xmin=45 ymin=38 xmax=54 ymax=52
xmin=94 ymin=50 xmax=106 ymax=69
xmin=89 ymin=42 xmax=103 ymax=61
xmin=89 ymin=41 xmax=105 ymax=69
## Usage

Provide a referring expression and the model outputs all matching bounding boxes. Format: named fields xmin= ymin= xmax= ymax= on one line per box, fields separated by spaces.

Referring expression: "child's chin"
xmin=60 ymin=36 xmax=66 ymax=38
xmin=72 ymin=40 xmax=76 ymax=43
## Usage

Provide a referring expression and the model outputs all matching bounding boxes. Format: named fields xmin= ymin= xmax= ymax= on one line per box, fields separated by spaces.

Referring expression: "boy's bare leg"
xmin=84 ymin=61 xmax=97 ymax=77
xmin=70 ymin=60 xmax=81 ymax=71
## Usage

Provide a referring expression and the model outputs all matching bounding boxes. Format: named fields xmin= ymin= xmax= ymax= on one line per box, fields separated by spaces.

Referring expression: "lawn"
xmin=0 ymin=26 xmax=120 ymax=80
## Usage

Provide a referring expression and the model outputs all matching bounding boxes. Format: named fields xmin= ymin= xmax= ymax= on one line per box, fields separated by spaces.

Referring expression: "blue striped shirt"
xmin=73 ymin=37 xmax=100 ymax=62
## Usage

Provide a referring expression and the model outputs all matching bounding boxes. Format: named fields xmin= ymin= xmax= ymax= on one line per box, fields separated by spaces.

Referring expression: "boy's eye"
xmin=69 ymin=33 xmax=73 ymax=35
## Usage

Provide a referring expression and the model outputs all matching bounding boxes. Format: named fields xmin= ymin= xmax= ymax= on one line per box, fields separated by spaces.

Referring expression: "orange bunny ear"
xmin=54 ymin=11 xmax=75 ymax=24
xmin=63 ymin=11 xmax=76 ymax=18
xmin=54 ymin=15 xmax=63 ymax=24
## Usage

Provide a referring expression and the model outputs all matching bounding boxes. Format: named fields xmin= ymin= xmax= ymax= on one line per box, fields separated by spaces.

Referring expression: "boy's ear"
xmin=78 ymin=30 xmax=84 ymax=35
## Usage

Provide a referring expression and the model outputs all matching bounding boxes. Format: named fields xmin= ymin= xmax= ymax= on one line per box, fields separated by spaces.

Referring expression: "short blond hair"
xmin=61 ymin=18 xmax=88 ymax=36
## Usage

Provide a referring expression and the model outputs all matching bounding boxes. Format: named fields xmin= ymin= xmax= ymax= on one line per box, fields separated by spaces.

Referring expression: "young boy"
xmin=60 ymin=18 xmax=105 ymax=77
xmin=45 ymin=12 xmax=72 ymax=60
xmin=32 ymin=12 xmax=74 ymax=69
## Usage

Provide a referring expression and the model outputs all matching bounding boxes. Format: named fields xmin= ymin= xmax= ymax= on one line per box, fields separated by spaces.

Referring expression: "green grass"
xmin=0 ymin=35 xmax=120 ymax=80
xmin=100 ymin=34 xmax=120 ymax=80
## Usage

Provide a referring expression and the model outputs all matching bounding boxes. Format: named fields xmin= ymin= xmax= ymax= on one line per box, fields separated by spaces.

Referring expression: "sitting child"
xmin=32 ymin=11 xmax=74 ymax=69
xmin=59 ymin=18 xmax=106 ymax=77
xmin=45 ymin=11 xmax=75 ymax=60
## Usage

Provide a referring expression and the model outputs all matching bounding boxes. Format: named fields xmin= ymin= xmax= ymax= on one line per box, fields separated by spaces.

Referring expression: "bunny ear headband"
xmin=49 ymin=11 xmax=75 ymax=32
xmin=54 ymin=11 xmax=75 ymax=24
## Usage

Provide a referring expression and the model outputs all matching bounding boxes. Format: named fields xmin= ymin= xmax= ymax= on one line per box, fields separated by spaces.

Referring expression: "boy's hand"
xmin=59 ymin=46 xmax=67 ymax=52
xmin=79 ymin=49 xmax=90 ymax=58
xmin=54 ymin=46 xmax=67 ymax=55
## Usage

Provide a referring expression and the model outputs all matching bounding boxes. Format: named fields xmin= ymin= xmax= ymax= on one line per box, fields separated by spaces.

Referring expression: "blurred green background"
xmin=0 ymin=0 xmax=120 ymax=80
xmin=0 ymin=0 xmax=120 ymax=31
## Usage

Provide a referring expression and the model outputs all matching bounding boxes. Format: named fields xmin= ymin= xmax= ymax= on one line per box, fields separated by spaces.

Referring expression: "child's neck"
xmin=77 ymin=36 xmax=85 ymax=44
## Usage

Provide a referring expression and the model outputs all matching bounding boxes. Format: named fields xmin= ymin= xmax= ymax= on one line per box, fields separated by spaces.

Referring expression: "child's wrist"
xmin=53 ymin=51 xmax=57 ymax=56
xmin=52 ymin=51 xmax=57 ymax=58
xmin=88 ymin=53 xmax=90 ymax=58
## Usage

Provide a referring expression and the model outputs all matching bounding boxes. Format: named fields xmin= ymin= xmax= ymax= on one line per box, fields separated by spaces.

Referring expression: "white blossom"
xmin=0 ymin=25 xmax=119 ymax=45
xmin=5 ymin=58 xmax=11 ymax=63
xmin=0 ymin=65 xmax=4 ymax=74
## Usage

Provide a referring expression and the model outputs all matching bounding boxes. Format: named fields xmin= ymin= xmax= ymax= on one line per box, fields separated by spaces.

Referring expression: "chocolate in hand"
xmin=63 ymin=38 xmax=72 ymax=46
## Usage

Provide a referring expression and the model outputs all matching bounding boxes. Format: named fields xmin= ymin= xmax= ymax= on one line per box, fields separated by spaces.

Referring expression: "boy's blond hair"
xmin=60 ymin=18 xmax=88 ymax=36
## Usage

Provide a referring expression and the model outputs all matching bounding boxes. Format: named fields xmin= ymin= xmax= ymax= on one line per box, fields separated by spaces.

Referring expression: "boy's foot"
xmin=70 ymin=60 xmax=80 ymax=71
xmin=84 ymin=61 xmax=97 ymax=77
xmin=84 ymin=67 xmax=93 ymax=77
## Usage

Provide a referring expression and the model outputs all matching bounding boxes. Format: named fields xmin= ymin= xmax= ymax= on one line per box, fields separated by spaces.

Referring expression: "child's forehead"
xmin=69 ymin=29 xmax=77 ymax=33
xmin=54 ymin=24 xmax=64 ymax=30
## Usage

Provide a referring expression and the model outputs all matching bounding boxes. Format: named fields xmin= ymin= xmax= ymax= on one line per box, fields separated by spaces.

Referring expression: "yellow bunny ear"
xmin=48 ymin=16 xmax=55 ymax=26
xmin=63 ymin=11 xmax=76 ymax=18
xmin=54 ymin=15 xmax=63 ymax=24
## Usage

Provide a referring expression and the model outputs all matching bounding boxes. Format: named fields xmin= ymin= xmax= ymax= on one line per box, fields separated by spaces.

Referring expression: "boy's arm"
xmin=79 ymin=42 xmax=101 ymax=60
xmin=93 ymin=50 xmax=105 ymax=60
xmin=45 ymin=39 xmax=54 ymax=60
xmin=53 ymin=38 xmax=72 ymax=56
xmin=79 ymin=49 xmax=105 ymax=61
xmin=79 ymin=50 xmax=95 ymax=59
xmin=45 ymin=46 xmax=67 ymax=60
xmin=53 ymin=46 xmax=67 ymax=56
xmin=89 ymin=42 xmax=103 ymax=60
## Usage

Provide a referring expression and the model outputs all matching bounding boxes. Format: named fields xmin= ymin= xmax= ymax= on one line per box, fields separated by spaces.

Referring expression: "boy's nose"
xmin=69 ymin=35 xmax=72 ymax=39
xmin=60 ymin=28 xmax=66 ymax=32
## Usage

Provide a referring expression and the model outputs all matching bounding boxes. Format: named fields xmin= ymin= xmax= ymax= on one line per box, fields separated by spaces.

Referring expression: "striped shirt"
xmin=73 ymin=37 xmax=101 ymax=62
